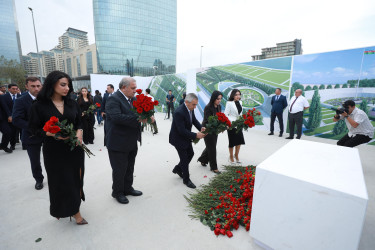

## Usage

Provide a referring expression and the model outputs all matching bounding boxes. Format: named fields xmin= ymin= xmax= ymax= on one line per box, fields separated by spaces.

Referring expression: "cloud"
xmin=333 ymin=67 xmax=346 ymax=73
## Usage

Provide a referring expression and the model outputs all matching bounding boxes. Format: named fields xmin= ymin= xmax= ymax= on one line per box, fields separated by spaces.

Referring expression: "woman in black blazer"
xmin=197 ymin=91 xmax=223 ymax=174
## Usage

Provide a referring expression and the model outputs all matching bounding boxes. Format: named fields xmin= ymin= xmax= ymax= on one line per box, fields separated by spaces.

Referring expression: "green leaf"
xmin=35 ymin=238 xmax=42 ymax=243
xmin=202 ymin=219 xmax=208 ymax=226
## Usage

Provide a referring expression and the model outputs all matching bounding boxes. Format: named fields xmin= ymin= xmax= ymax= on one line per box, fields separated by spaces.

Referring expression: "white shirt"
xmin=288 ymin=95 xmax=309 ymax=113
xmin=341 ymin=107 xmax=374 ymax=138
xmin=28 ymin=92 xmax=36 ymax=100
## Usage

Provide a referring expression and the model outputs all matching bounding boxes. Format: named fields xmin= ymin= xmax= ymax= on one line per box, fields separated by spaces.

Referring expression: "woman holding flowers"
xmin=29 ymin=71 xmax=88 ymax=225
xmin=197 ymin=91 xmax=223 ymax=174
xmin=77 ymin=87 xmax=95 ymax=144
xmin=224 ymin=89 xmax=245 ymax=164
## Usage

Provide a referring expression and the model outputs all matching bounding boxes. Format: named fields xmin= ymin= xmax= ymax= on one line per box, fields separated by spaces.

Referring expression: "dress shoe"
xmin=183 ymin=179 xmax=196 ymax=189
xmin=279 ymin=134 xmax=283 ymax=137
xmin=211 ymin=170 xmax=221 ymax=174
xmin=153 ymin=131 xmax=158 ymax=135
xmin=2 ymin=147 xmax=13 ymax=153
xmin=172 ymin=167 xmax=183 ymax=178
xmin=125 ymin=189 xmax=143 ymax=196
xmin=35 ymin=182 xmax=43 ymax=190
xmin=10 ymin=146 xmax=15 ymax=150
xmin=268 ymin=132 xmax=274 ymax=135
xmin=197 ymin=160 xmax=207 ymax=167
xmin=296 ymin=137 xmax=301 ymax=139
xmin=112 ymin=194 xmax=129 ymax=204
xmin=285 ymin=136 xmax=294 ymax=139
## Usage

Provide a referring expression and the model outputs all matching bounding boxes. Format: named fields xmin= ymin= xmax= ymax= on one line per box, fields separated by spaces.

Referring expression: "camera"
xmin=331 ymin=107 xmax=349 ymax=115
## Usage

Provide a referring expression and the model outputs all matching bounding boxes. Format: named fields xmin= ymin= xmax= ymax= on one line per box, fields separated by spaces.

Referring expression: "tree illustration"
xmin=334 ymin=84 xmax=340 ymax=89
xmin=290 ymin=82 xmax=305 ymax=98
xmin=332 ymin=119 xmax=348 ymax=135
xmin=319 ymin=84 xmax=325 ymax=90
xmin=313 ymin=85 xmax=318 ymax=90
xmin=306 ymin=90 xmax=322 ymax=130
xmin=360 ymin=99 xmax=369 ymax=114
xmin=327 ymin=84 xmax=332 ymax=89
xmin=305 ymin=85 xmax=312 ymax=91
xmin=342 ymin=83 xmax=348 ymax=88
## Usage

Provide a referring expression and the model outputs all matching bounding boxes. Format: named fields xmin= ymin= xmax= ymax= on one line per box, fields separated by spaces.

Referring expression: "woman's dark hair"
xmin=77 ymin=87 xmax=93 ymax=105
xmin=208 ymin=90 xmax=223 ymax=107
xmin=182 ymin=92 xmax=186 ymax=99
xmin=229 ymin=89 xmax=241 ymax=101
xmin=95 ymin=90 xmax=99 ymax=95
xmin=37 ymin=71 xmax=73 ymax=103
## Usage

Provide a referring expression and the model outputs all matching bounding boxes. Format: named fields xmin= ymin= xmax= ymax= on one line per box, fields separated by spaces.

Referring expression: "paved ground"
xmin=0 ymin=112 xmax=373 ymax=250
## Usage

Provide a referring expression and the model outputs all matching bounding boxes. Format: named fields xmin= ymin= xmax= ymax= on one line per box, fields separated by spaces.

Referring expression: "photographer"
xmin=333 ymin=100 xmax=374 ymax=147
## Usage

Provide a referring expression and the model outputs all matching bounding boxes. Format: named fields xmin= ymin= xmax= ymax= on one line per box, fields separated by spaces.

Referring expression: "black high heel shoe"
xmin=211 ymin=169 xmax=221 ymax=174
xmin=197 ymin=159 xmax=207 ymax=167
xmin=70 ymin=216 xmax=88 ymax=225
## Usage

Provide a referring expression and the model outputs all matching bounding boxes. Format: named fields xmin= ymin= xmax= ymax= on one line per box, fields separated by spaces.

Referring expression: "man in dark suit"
xmin=169 ymin=93 xmax=206 ymax=188
xmin=13 ymin=77 xmax=44 ymax=190
xmin=268 ymin=88 xmax=288 ymax=137
xmin=0 ymin=83 xmax=21 ymax=152
xmin=106 ymin=78 xmax=152 ymax=204
xmin=101 ymin=84 xmax=114 ymax=146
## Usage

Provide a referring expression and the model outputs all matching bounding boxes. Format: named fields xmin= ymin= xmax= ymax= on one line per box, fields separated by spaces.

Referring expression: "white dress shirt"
xmin=288 ymin=95 xmax=309 ymax=113
xmin=28 ymin=92 xmax=36 ymax=100
xmin=341 ymin=107 xmax=374 ymax=138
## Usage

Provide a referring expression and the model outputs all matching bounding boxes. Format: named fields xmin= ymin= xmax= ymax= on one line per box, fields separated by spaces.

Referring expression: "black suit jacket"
xmin=271 ymin=94 xmax=288 ymax=114
xmin=101 ymin=92 xmax=110 ymax=113
xmin=12 ymin=94 xmax=43 ymax=145
xmin=169 ymin=104 xmax=202 ymax=149
xmin=0 ymin=92 xmax=21 ymax=118
xmin=105 ymin=90 xmax=141 ymax=152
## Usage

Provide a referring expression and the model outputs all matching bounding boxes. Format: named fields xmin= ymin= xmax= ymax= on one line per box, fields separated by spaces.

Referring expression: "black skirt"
xmin=227 ymin=129 xmax=245 ymax=148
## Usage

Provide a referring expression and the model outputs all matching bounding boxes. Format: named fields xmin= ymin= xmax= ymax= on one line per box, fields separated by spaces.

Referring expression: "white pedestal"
xmin=250 ymin=140 xmax=368 ymax=250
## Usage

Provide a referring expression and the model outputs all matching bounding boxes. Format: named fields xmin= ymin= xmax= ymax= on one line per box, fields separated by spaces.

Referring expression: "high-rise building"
xmin=252 ymin=39 xmax=302 ymax=61
xmin=61 ymin=43 xmax=98 ymax=78
xmin=0 ymin=0 xmax=22 ymax=62
xmin=93 ymin=0 xmax=177 ymax=76
xmin=57 ymin=27 xmax=89 ymax=51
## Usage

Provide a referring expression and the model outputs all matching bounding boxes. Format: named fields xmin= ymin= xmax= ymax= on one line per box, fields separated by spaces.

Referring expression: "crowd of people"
xmin=1 ymin=70 xmax=373 ymax=226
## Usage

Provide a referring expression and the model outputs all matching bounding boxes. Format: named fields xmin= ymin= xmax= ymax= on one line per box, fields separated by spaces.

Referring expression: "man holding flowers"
xmin=105 ymin=77 xmax=154 ymax=204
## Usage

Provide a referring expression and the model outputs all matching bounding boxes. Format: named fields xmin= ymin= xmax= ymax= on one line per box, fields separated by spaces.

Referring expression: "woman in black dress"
xmin=29 ymin=71 xmax=87 ymax=225
xmin=77 ymin=87 xmax=95 ymax=144
xmin=197 ymin=91 xmax=223 ymax=174
xmin=224 ymin=89 xmax=245 ymax=164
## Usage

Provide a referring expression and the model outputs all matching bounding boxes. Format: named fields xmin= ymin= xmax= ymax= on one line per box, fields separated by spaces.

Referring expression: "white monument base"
xmin=250 ymin=140 xmax=368 ymax=250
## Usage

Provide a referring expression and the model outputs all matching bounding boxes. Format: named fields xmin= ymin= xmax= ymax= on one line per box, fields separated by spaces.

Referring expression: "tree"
xmin=290 ymin=82 xmax=305 ymax=98
xmin=332 ymin=119 xmax=348 ymax=135
xmin=305 ymin=85 xmax=312 ymax=91
xmin=360 ymin=99 xmax=369 ymax=114
xmin=342 ymin=83 xmax=348 ymax=88
xmin=306 ymin=89 xmax=322 ymax=130
xmin=349 ymin=82 xmax=356 ymax=88
xmin=313 ymin=85 xmax=318 ymax=90
xmin=0 ymin=55 xmax=26 ymax=90
xmin=319 ymin=84 xmax=325 ymax=90
xmin=334 ymin=84 xmax=340 ymax=89
xmin=327 ymin=84 xmax=333 ymax=89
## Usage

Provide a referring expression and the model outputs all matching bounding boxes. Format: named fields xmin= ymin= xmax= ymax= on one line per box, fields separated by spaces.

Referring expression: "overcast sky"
xmin=15 ymin=0 xmax=375 ymax=73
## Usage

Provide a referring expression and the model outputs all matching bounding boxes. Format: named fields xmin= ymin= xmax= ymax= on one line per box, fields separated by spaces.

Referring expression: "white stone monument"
xmin=250 ymin=139 xmax=368 ymax=250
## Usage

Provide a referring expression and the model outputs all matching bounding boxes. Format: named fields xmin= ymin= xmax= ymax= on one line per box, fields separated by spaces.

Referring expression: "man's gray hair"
xmin=119 ymin=77 xmax=135 ymax=89
xmin=185 ymin=93 xmax=198 ymax=103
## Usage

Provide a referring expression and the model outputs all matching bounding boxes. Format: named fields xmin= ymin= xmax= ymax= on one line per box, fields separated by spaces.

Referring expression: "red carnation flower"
xmin=49 ymin=125 xmax=61 ymax=134
xmin=96 ymin=102 xmax=101 ymax=108
xmin=226 ymin=231 xmax=233 ymax=238
xmin=136 ymin=89 xmax=142 ymax=95
xmin=136 ymin=107 xmax=143 ymax=113
xmin=50 ymin=116 xmax=59 ymax=124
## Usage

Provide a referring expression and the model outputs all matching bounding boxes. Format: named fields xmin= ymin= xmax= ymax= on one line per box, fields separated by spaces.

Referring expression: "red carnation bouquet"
xmin=83 ymin=102 xmax=101 ymax=116
xmin=132 ymin=89 xmax=159 ymax=123
xmin=194 ymin=112 xmax=231 ymax=144
xmin=231 ymin=108 xmax=261 ymax=133
xmin=43 ymin=116 xmax=95 ymax=157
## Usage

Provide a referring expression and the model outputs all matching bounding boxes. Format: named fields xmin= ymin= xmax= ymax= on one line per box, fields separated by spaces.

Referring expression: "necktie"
xmin=189 ymin=110 xmax=192 ymax=123
xmin=289 ymin=96 xmax=299 ymax=112
xmin=12 ymin=94 xmax=16 ymax=103
xmin=128 ymin=98 xmax=133 ymax=108
xmin=276 ymin=95 xmax=279 ymax=101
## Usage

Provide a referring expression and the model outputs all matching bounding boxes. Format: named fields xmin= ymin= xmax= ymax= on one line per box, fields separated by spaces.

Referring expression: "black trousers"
xmin=270 ymin=112 xmax=284 ymax=134
xmin=288 ymin=112 xmax=303 ymax=138
xmin=167 ymin=103 xmax=174 ymax=118
xmin=198 ymin=134 xmax=218 ymax=170
xmin=337 ymin=134 xmax=371 ymax=147
xmin=174 ymin=145 xmax=194 ymax=182
xmin=82 ymin=116 xmax=95 ymax=144
xmin=0 ymin=121 xmax=16 ymax=148
xmin=108 ymin=148 xmax=137 ymax=196
xmin=26 ymin=143 xmax=44 ymax=182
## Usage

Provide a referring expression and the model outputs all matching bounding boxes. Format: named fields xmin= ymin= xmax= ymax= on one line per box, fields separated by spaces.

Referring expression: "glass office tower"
xmin=93 ymin=0 xmax=177 ymax=76
xmin=0 ymin=0 xmax=22 ymax=62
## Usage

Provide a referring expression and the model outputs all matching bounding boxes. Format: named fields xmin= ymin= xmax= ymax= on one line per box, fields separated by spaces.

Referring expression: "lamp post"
xmin=153 ymin=65 xmax=158 ymax=77
xmin=200 ymin=46 xmax=204 ymax=68
xmin=28 ymin=7 xmax=43 ymax=83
